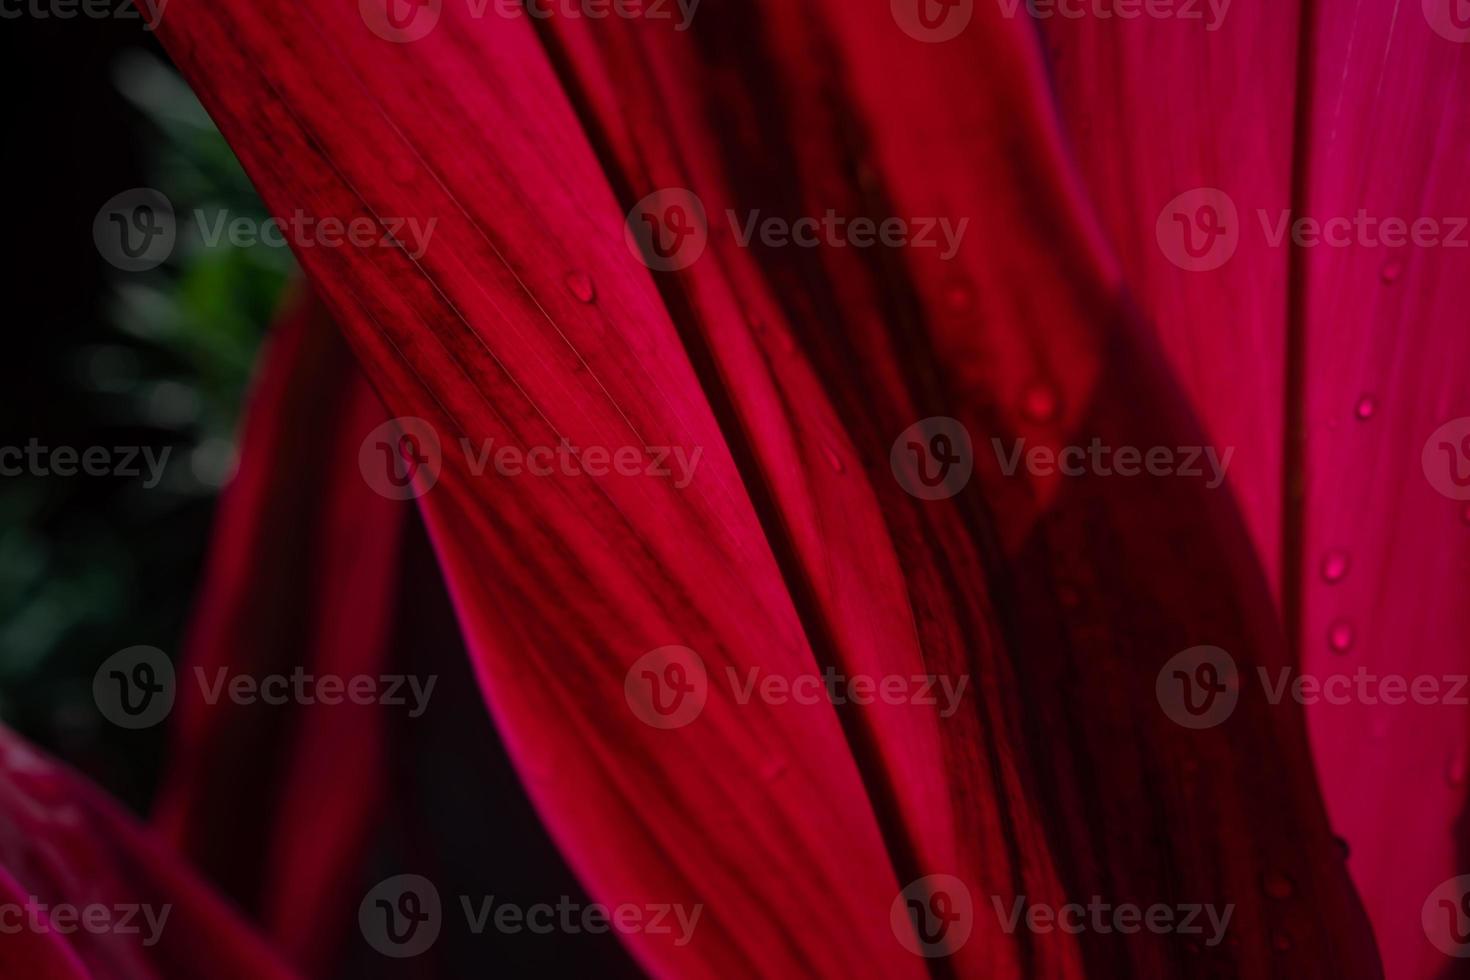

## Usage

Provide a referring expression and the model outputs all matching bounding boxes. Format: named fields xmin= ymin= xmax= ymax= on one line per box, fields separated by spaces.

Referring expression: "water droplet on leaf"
xmin=820 ymin=444 xmax=845 ymax=474
xmin=1320 ymin=550 xmax=1350 ymax=584
xmin=565 ymin=270 xmax=596 ymax=304
xmin=944 ymin=283 xmax=974 ymax=314
xmin=1262 ymin=870 xmax=1295 ymax=900
xmin=1447 ymin=749 xmax=1469 ymax=787
xmin=1021 ymin=383 xmax=1059 ymax=424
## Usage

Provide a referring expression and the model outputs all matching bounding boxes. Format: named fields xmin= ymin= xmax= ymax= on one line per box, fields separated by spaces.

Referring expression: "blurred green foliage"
xmin=0 ymin=50 xmax=290 ymax=804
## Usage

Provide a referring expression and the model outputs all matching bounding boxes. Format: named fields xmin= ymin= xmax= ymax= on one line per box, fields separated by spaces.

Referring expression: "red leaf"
xmin=0 ymin=726 xmax=295 ymax=978
xmin=144 ymin=1 xmax=1386 ymax=976
xmin=154 ymin=290 xmax=408 ymax=975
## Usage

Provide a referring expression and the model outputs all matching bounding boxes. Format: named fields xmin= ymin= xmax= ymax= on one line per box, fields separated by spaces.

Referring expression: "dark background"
xmin=0 ymin=12 xmax=640 ymax=977
xmin=1 ymin=14 xmax=285 ymax=810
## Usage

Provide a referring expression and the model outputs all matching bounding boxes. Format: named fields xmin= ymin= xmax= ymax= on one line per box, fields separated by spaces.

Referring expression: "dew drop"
xmin=1021 ymin=382 xmax=1059 ymax=424
xmin=1447 ymin=749 xmax=1469 ymax=787
xmin=1327 ymin=619 xmax=1355 ymax=654
xmin=1262 ymin=870 xmax=1295 ymax=900
xmin=1271 ymin=930 xmax=1293 ymax=953
xmin=944 ymin=282 xmax=975 ymax=314
xmin=1354 ymin=394 xmax=1377 ymax=421
xmin=820 ymin=444 xmax=845 ymax=474
xmin=564 ymin=270 xmax=596 ymax=304
xmin=1320 ymin=550 xmax=1350 ymax=584
xmin=1323 ymin=620 xmax=1352 ymax=658
xmin=1380 ymin=258 xmax=1404 ymax=284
